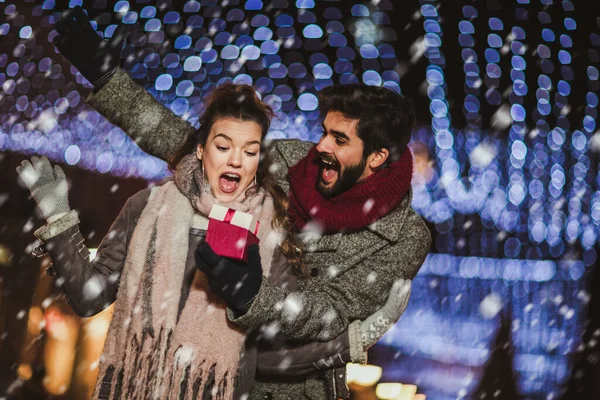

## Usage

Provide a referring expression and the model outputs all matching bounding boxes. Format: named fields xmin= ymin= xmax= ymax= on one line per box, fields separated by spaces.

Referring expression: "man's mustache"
xmin=315 ymin=152 xmax=338 ymax=167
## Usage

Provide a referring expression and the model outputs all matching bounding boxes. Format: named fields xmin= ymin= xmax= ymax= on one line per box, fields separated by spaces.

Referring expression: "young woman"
xmin=18 ymin=84 xmax=304 ymax=399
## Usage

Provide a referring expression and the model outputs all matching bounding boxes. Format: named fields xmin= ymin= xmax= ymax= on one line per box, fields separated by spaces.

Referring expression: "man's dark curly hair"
xmin=318 ymin=84 xmax=416 ymax=164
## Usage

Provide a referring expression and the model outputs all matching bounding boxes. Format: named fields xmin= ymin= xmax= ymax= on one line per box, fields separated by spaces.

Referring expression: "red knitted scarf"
xmin=288 ymin=146 xmax=414 ymax=234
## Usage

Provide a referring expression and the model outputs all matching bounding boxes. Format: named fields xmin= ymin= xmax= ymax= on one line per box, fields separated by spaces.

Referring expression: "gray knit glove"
xmin=16 ymin=156 xmax=70 ymax=223
xmin=360 ymin=279 xmax=412 ymax=350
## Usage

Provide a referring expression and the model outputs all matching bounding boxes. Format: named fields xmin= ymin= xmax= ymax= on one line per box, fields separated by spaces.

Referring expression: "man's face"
xmin=315 ymin=111 xmax=368 ymax=198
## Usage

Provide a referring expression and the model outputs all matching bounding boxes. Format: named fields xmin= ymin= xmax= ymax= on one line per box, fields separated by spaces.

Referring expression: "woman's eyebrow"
xmin=215 ymin=133 xmax=260 ymax=146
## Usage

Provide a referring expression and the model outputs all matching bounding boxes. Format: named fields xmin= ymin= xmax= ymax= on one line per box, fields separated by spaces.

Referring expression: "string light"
xmin=0 ymin=0 xmax=398 ymax=177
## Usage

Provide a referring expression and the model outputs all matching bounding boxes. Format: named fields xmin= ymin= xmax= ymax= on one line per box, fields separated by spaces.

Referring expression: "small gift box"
xmin=206 ymin=204 xmax=260 ymax=262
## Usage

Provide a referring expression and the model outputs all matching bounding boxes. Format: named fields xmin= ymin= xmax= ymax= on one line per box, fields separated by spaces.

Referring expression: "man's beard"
xmin=316 ymin=156 xmax=367 ymax=199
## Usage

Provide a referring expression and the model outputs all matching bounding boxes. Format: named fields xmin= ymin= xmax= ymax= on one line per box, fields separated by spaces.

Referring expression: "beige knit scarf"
xmin=93 ymin=154 xmax=281 ymax=399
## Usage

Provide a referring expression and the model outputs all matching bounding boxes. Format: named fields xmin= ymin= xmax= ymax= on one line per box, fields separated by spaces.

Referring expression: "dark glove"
xmin=53 ymin=6 xmax=131 ymax=89
xmin=196 ymin=242 xmax=263 ymax=312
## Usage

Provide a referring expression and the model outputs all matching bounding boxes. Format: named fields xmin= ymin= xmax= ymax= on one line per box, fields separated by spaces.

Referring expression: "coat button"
xmin=310 ymin=268 xmax=319 ymax=277
xmin=263 ymin=393 xmax=273 ymax=400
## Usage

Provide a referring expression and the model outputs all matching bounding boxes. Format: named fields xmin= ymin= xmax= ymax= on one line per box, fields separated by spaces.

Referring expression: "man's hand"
xmin=16 ymin=156 xmax=71 ymax=224
xmin=53 ymin=6 xmax=131 ymax=89
xmin=360 ymin=279 xmax=412 ymax=350
xmin=196 ymin=242 xmax=263 ymax=312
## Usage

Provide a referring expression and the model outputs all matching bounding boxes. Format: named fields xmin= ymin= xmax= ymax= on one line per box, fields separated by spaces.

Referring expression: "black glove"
xmin=53 ymin=6 xmax=131 ymax=89
xmin=196 ymin=242 xmax=263 ymax=313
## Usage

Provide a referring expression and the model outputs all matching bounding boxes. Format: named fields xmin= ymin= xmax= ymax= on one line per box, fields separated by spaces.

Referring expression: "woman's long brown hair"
xmin=170 ymin=83 xmax=307 ymax=277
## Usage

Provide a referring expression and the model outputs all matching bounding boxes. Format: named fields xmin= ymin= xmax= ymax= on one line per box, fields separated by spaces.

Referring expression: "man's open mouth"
xmin=319 ymin=157 xmax=339 ymax=185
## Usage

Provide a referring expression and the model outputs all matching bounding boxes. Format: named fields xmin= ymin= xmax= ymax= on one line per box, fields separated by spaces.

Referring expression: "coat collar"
xmin=366 ymin=189 xmax=412 ymax=242
xmin=275 ymin=139 xmax=315 ymax=168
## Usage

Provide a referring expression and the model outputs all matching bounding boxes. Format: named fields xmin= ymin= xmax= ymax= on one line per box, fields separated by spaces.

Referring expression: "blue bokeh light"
xmin=2 ymin=4 xmax=598 ymax=399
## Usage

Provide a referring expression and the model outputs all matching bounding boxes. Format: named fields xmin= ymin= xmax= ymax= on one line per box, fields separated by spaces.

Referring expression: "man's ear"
xmin=367 ymin=148 xmax=389 ymax=170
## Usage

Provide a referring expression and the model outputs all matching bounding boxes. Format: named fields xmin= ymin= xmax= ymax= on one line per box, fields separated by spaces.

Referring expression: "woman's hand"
xmin=360 ymin=279 xmax=412 ymax=350
xmin=16 ymin=156 xmax=71 ymax=223
xmin=195 ymin=242 xmax=263 ymax=312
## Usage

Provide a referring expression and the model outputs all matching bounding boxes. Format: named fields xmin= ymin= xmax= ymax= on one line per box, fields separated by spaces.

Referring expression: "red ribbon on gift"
xmin=223 ymin=209 xmax=260 ymax=235
xmin=223 ymin=209 xmax=236 ymax=223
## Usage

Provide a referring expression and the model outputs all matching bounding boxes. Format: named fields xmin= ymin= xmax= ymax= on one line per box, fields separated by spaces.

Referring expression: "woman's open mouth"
xmin=219 ymin=172 xmax=241 ymax=193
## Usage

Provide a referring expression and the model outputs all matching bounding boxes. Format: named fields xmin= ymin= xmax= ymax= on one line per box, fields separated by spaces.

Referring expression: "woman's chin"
xmin=213 ymin=184 xmax=250 ymax=203
xmin=214 ymin=192 xmax=236 ymax=203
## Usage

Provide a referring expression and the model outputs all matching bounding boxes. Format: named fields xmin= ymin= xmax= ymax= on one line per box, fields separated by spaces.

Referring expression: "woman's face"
xmin=197 ymin=118 xmax=262 ymax=203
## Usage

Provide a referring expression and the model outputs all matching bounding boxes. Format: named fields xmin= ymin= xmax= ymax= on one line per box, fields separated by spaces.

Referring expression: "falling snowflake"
xmin=299 ymin=220 xmax=324 ymax=244
xmin=41 ymin=297 xmax=53 ymax=309
xmin=174 ymin=346 xmax=194 ymax=367
xmin=321 ymin=308 xmax=337 ymax=324
xmin=529 ymin=128 xmax=540 ymax=139
xmin=409 ymin=37 xmax=425 ymax=64
xmin=277 ymin=355 xmax=293 ymax=369
xmin=82 ymin=278 xmax=102 ymax=300
xmin=327 ymin=265 xmax=339 ymax=278
xmin=261 ymin=321 xmax=281 ymax=339
xmin=590 ymin=130 xmax=600 ymax=152
xmin=469 ymin=143 xmax=497 ymax=168
xmin=22 ymin=218 xmax=34 ymax=233
xmin=479 ymin=293 xmax=502 ymax=319
xmin=491 ymin=104 xmax=511 ymax=130
xmin=366 ymin=272 xmax=377 ymax=283
xmin=553 ymin=295 xmax=564 ymax=306
xmin=559 ymin=305 xmax=569 ymax=315
xmin=282 ymin=294 xmax=303 ymax=321
xmin=0 ymin=193 xmax=9 ymax=208
xmin=29 ymin=108 xmax=58 ymax=134
xmin=363 ymin=199 xmax=374 ymax=214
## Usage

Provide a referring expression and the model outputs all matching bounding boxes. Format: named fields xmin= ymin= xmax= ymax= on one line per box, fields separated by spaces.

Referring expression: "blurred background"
xmin=1 ymin=0 xmax=599 ymax=399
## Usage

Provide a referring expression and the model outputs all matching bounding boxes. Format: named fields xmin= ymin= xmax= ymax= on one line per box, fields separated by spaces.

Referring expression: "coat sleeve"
xmin=36 ymin=190 xmax=148 ymax=317
xmin=264 ymin=139 xmax=314 ymax=193
xmin=256 ymin=320 xmax=364 ymax=377
xmin=228 ymin=214 xmax=431 ymax=341
xmin=86 ymin=67 xmax=196 ymax=163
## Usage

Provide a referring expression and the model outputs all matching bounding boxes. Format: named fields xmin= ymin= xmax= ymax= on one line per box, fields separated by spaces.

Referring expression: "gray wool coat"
xmin=85 ymin=68 xmax=432 ymax=399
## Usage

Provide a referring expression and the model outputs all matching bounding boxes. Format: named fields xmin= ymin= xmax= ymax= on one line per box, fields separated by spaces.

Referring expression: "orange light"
xmin=42 ymin=305 xmax=80 ymax=395
xmin=73 ymin=304 xmax=114 ymax=399
xmin=0 ymin=243 xmax=13 ymax=267
xmin=376 ymin=382 xmax=424 ymax=400
xmin=17 ymin=363 xmax=33 ymax=381
xmin=27 ymin=306 xmax=44 ymax=336
xmin=346 ymin=363 xmax=383 ymax=387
